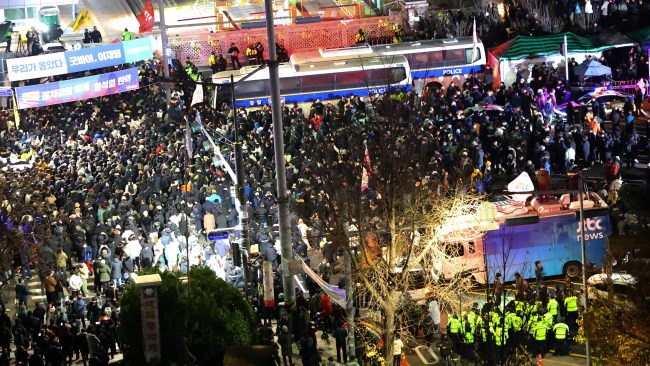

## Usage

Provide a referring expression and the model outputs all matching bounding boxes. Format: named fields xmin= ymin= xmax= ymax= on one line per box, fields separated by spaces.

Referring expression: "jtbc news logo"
xmin=576 ymin=218 xmax=604 ymax=240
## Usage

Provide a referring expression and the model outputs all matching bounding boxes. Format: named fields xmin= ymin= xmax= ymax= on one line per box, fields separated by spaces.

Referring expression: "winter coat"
xmin=97 ymin=262 xmax=111 ymax=282
xmin=110 ymin=258 xmax=122 ymax=279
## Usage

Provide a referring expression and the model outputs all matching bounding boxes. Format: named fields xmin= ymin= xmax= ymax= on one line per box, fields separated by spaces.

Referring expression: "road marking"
xmin=542 ymin=358 xmax=586 ymax=366
xmin=414 ymin=345 xmax=439 ymax=364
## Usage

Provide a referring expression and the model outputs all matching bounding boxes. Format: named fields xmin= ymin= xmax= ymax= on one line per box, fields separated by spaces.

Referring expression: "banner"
xmin=15 ymin=68 xmax=139 ymax=109
xmin=6 ymin=38 xmax=154 ymax=82
xmin=136 ymin=0 xmax=155 ymax=33
xmin=299 ymin=257 xmax=347 ymax=308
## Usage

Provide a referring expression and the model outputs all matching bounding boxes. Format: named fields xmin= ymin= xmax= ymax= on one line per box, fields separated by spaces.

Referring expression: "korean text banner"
xmin=6 ymin=38 xmax=154 ymax=82
xmin=15 ymin=68 xmax=139 ymax=109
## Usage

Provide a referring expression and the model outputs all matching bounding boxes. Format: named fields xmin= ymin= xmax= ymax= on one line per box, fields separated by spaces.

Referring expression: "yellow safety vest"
xmin=547 ymin=299 xmax=559 ymax=316
xmin=565 ymin=296 xmax=578 ymax=312
xmin=553 ymin=323 xmax=569 ymax=340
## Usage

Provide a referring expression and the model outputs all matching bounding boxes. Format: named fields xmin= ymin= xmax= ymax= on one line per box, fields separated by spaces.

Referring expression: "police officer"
xmin=4 ymin=23 xmax=14 ymax=53
xmin=122 ymin=28 xmax=131 ymax=41
xmin=447 ymin=314 xmax=462 ymax=353
xmin=564 ymin=290 xmax=579 ymax=331
xmin=553 ymin=321 xmax=570 ymax=356
xmin=547 ymin=294 xmax=559 ymax=323
xmin=529 ymin=315 xmax=549 ymax=357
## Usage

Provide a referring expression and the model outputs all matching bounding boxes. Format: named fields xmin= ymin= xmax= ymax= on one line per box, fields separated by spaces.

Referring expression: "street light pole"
xmin=159 ymin=0 xmax=171 ymax=102
xmin=578 ymin=175 xmax=592 ymax=366
xmin=231 ymin=74 xmax=252 ymax=298
xmin=263 ymin=0 xmax=295 ymax=307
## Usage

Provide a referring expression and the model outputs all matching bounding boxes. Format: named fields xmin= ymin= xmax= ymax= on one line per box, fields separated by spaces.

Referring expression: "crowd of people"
xmin=0 ymin=20 xmax=649 ymax=363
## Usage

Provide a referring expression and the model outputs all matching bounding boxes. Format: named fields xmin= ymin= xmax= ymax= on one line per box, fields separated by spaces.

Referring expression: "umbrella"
xmin=574 ymin=59 xmax=611 ymax=77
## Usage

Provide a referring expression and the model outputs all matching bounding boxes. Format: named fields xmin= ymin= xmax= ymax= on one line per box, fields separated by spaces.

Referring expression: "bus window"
xmin=427 ymin=51 xmax=445 ymax=67
xmin=445 ymin=243 xmax=465 ymax=258
xmin=301 ymin=74 xmax=335 ymax=92
xmin=235 ymin=80 xmax=268 ymax=99
xmin=444 ymin=49 xmax=466 ymax=66
xmin=388 ymin=67 xmax=407 ymax=84
xmin=468 ymin=242 xmax=476 ymax=254
xmin=411 ymin=53 xmax=429 ymax=69
xmin=335 ymin=70 xmax=367 ymax=90
xmin=465 ymin=48 xmax=481 ymax=63
xmin=280 ymin=76 xmax=301 ymax=94
xmin=367 ymin=68 xmax=390 ymax=85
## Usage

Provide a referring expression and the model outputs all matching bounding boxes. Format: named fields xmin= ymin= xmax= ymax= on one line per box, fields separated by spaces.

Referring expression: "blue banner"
xmin=15 ymin=68 xmax=139 ymax=109
xmin=7 ymin=38 xmax=154 ymax=82
xmin=66 ymin=42 xmax=125 ymax=73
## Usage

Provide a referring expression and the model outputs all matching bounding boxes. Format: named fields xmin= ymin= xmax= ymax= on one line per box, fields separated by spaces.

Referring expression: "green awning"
xmin=490 ymin=32 xmax=612 ymax=61
xmin=627 ymin=27 xmax=650 ymax=44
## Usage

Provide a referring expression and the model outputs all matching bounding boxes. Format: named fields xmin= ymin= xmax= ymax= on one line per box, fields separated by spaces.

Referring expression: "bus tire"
xmin=563 ymin=261 xmax=581 ymax=278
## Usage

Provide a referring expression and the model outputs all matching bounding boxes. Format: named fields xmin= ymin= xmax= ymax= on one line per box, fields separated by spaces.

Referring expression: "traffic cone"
xmin=538 ymin=353 xmax=544 ymax=366
xmin=401 ymin=352 xmax=410 ymax=366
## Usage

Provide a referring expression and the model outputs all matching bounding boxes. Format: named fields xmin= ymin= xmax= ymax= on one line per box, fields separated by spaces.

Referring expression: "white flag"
xmin=471 ymin=18 xmax=477 ymax=63
xmin=191 ymin=84 xmax=204 ymax=106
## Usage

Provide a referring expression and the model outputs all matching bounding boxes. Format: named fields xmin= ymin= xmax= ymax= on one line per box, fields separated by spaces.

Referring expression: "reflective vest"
xmin=530 ymin=322 xmax=548 ymax=341
xmin=123 ymin=31 xmax=131 ymax=41
xmin=492 ymin=326 xmax=507 ymax=346
xmin=553 ymin=322 xmax=569 ymax=340
xmin=543 ymin=312 xmax=554 ymax=328
xmin=448 ymin=318 xmax=461 ymax=333
xmin=209 ymin=54 xmax=216 ymax=66
xmin=463 ymin=328 xmax=474 ymax=344
xmin=547 ymin=299 xmax=559 ymax=316
xmin=246 ymin=48 xmax=256 ymax=58
xmin=565 ymin=296 xmax=578 ymax=312
xmin=515 ymin=300 xmax=525 ymax=313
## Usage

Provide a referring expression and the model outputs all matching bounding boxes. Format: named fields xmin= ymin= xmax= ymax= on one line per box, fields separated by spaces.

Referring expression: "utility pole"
xmin=159 ymin=0 xmax=171 ymax=100
xmin=578 ymin=175 xmax=592 ymax=366
xmin=263 ymin=0 xmax=295 ymax=306
xmin=231 ymin=75 xmax=252 ymax=298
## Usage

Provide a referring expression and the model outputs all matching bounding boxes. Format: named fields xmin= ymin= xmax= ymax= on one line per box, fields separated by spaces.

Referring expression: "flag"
xmin=69 ymin=8 xmax=92 ymax=33
xmin=191 ymin=83 xmax=204 ymax=106
xmin=471 ymin=17 xmax=477 ymax=63
xmin=185 ymin=117 xmax=193 ymax=160
xmin=136 ymin=0 xmax=155 ymax=33
xmin=12 ymin=94 xmax=20 ymax=129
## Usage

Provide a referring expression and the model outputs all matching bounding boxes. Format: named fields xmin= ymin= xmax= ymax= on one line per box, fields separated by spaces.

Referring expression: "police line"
xmin=15 ymin=67 xmax=139 ymax=109
xmin=6 ymin=37 xmax=154 ymax=82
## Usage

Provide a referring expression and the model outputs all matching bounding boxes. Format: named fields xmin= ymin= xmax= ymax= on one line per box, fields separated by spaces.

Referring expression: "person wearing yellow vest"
xmin=547 ymin=295 xmax=559 ymax=322
xmin=461 ymin=314 xmax=475 ymax=361
xmin=529 ymin=315 xmax=550 ymax=358
xmin=122 ymin=28 xmax=131 ymax=41
xmin=5 ymin=23 xmax=14 ymax=53
xmin=564 ymin=291 xmax=579 ymax=331
xmin=491 ymin=323 xmax=508 ymax=363
xmin=553 ymin=322 xmax=570 ymax=356
xmin=447 ymin=314 xmax=462 ymax=353
xmin=246 ymin=44 xmax=257 ymax=65
xmin=355 ymin=28 xmax=366 ymax=44
xmin=209 ymin=52 xmax=217 ymax=73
